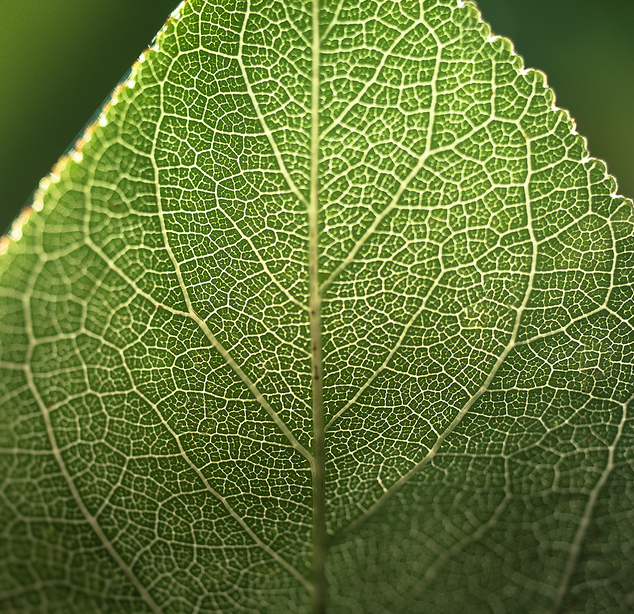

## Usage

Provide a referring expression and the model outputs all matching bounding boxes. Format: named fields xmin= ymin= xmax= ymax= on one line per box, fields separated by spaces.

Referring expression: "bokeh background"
xmin=1 ymin=0 xmax=633 ymax=234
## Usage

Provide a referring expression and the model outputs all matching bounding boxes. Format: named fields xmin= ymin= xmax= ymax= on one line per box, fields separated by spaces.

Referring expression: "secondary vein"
xmin=147 ymin=41 xmax=313 ymax=465
xmin=23 ymin=260 xmax=164 ymax=614
xmin=330 ymin=137 xmax=540 ymax=547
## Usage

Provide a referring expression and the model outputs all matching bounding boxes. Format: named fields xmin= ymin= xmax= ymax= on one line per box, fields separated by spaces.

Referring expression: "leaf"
xmin=1 ymin=0 xmax=633 ymax=612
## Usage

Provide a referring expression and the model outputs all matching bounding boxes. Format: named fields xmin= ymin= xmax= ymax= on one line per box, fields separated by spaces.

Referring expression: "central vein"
xmin=308 ymin=0 xmax=326 ymax=612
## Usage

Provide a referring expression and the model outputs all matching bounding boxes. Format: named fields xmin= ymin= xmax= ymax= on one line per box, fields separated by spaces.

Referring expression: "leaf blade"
xmin=1 ymin=1 xmax=634 ymax=613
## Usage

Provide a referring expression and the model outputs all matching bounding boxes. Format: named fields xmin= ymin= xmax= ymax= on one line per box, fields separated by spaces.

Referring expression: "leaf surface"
xmin=1 ymin=1 xmax=633 ymax=612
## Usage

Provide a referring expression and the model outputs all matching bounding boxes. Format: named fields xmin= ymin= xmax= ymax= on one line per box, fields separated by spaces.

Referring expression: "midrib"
xmin=308 ymin=0 xmax=326 ymax=613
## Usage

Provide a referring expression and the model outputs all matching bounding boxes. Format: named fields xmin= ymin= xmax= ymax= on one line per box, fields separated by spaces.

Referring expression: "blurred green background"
xmin=1 ymin=0 xmax=633 ymax=234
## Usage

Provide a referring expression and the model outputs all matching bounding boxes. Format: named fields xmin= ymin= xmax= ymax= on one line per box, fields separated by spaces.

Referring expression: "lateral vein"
xmin=148 ymin=44 xmax=313 ymax=465
xmin=549 ymin=396 xmax=629 ymax=614
xmin=23 ymin=260 xmax=164 ymax=614
xmin=237 ymin=0 xmax=309 ymax=209
xmin=330 ymin=137 xmax=540 ymax=544
xmin=128 ymin=381 xmax=313 ymax=591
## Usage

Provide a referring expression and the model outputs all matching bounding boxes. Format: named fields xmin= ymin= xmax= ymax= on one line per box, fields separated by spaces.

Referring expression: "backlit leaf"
xmin=1 ymin=1 xmax=633 ymax=612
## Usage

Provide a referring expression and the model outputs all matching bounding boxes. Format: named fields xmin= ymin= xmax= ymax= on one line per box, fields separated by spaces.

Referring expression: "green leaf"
xmin=1 ymin=1 xmax=633 ymax=612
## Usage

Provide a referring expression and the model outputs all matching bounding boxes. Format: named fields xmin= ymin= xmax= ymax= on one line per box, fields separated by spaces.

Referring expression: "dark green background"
xmin=1 ymin=0 xmax=633 ymax=234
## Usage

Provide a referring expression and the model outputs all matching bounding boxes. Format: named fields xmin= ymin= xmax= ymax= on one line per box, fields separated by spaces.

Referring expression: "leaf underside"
xmin=1 ymin=1 xmax=633 ymax=613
